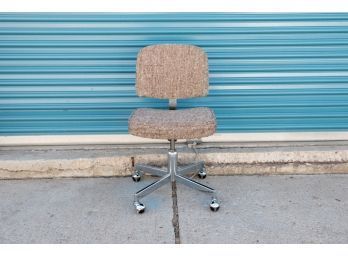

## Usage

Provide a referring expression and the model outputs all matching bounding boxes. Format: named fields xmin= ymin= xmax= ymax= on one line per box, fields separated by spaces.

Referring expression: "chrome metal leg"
xmin=176 ymin=174 xmax=216 ymax=196
xmin=175 ymin=174 xmax=220 ymax=211
xmin=134 ymin=174 xmax=171 ymax=202
xmin=177 ymin=161 xmax=204 ymax=176
xmin=135 ymin=163 xmax=168 ymax=177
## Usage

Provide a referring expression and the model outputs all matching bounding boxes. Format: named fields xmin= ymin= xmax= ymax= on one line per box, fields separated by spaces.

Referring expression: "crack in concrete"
xmin=171 ymin=181 xmax=181 ymax=244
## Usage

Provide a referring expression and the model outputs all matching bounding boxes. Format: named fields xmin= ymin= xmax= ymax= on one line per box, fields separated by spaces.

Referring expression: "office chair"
xmin=128 ymin=44 xmax=219 ymax=214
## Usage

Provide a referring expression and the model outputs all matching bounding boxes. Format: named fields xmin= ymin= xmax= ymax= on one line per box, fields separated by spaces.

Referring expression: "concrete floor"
xmin=0 ymin=177 xmax=174 ymax=243
xmin=0 ymin=175 xmax=347 ymax=243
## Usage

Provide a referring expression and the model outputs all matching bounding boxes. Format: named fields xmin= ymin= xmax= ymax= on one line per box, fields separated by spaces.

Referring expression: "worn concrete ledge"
xmin=1 ymin=141 xmax=348 ymax=179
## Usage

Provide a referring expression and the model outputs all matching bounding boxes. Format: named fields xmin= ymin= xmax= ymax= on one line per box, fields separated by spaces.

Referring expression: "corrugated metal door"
xmin=1 ymin=13 xmax=348 ymax=135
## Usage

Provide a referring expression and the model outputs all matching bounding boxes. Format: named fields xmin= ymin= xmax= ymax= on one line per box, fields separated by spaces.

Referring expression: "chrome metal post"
xmin=168 ymin=139 xmax=178 ymax=182
xmin=168 ymin=150 xmax=178 ymax=182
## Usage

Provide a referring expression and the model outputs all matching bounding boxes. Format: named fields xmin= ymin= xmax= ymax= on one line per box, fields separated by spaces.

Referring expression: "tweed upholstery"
xmin=129 ymin=107 xmax=216 ymax=140
xmin=136 ymin=44 xmax=209 ymax=99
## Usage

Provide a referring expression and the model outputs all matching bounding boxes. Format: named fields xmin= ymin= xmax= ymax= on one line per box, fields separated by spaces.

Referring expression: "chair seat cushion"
xmin=128 ymin=107 xmax=216 ymax=139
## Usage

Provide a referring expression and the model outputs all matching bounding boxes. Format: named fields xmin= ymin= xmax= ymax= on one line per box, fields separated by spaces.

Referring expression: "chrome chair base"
xmin=132 ymin=146 xmax=219 ymax=214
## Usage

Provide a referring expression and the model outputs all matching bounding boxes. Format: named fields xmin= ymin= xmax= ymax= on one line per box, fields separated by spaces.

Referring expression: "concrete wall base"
xmin=1 ymin=141 xmax=348 ymax=179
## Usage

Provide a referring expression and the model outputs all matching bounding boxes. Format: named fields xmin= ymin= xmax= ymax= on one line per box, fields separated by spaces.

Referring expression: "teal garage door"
xmin=1 ymin=13 xmax=348 ymax=135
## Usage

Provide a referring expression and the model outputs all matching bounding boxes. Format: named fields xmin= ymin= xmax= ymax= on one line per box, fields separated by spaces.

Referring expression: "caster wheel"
xmin=134 ymin=202 xmax=145 ymax=214
xmin=210 ymin=199 xmax=220 ymax=212
xmin=132 ymin=172 xmax=141 ymax=182
xmin=198 ymin=168 xmax=207 ymax=179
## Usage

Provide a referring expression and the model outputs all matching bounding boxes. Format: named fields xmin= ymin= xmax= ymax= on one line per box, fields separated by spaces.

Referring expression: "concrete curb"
xmin=1 ymin=142 xmax=348 ymax=179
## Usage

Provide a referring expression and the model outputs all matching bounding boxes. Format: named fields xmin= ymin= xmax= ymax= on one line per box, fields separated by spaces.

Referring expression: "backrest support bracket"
xmin=169 ymin=99 xmax=177 ymax=110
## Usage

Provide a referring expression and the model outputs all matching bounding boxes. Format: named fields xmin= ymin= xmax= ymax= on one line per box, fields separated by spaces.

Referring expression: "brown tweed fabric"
xmin=128 ymin=107 xmax=216 ymax=140
xmin=136 ymin=44 xmax=209 ymax=99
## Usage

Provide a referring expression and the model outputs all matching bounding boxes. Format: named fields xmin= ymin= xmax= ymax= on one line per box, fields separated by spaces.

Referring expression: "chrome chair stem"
xmin=168 ymin=150 xmax=178 ymax=182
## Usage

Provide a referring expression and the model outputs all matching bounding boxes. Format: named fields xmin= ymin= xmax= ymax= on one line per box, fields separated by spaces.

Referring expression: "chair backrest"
xmin=136 ymin=44 xmax=209 ymax=99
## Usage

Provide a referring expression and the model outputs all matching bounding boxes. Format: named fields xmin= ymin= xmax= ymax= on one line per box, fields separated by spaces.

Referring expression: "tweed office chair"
xmin=128 ymin=44 xmax=219 ymax=213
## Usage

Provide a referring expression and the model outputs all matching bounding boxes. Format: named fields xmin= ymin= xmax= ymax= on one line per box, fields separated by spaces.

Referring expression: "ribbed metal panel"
xmin=1 ymin=13 xmax=348 ymax=135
